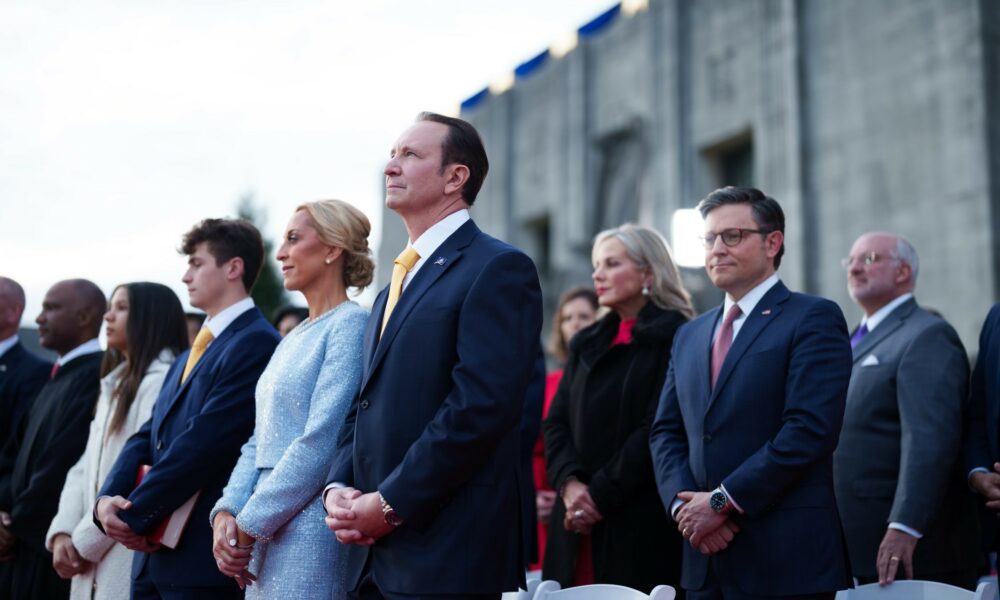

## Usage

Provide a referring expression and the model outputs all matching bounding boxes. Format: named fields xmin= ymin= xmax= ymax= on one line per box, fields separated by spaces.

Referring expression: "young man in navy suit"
xmin=650 ymin=187 xmax=853 ymax=600
xmin=96 ymin=219 xmax=280 ymax=599
xmin=324 ymin=112 xmax=543 ymax=600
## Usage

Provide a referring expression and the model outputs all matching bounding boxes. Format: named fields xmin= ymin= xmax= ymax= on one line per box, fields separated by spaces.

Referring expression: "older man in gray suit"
xmin=833 ymin=232 xmax=979 ymax=588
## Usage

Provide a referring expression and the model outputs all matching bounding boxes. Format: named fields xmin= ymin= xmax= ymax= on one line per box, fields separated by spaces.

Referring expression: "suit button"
xmin=703 ymin=434 xmax=712 ymax=443
xmin=156 ymin=439 xmax=163 ymax=450
xmin=360 ymin=399 xmax=370 ymax=409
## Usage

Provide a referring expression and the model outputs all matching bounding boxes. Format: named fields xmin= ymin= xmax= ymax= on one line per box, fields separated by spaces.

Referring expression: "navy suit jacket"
xmin=964 ymin=303 xmax=1000 ymax=474
xmin=650 ymin=281 xmax=852 ymax=596
xmin=0 ymin=342 xmax=51 ymax=447
xmin=99 ymin=307 xmax=279 ymax=590
xmin=328 ymin=220 xmax=543 ymax=595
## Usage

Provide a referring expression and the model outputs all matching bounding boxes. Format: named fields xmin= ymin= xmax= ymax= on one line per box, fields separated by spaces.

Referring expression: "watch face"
xmin=386 ymin=511 xmax=403 ymax=527
xmin=710 ymin=491 xmax=727 ymax=512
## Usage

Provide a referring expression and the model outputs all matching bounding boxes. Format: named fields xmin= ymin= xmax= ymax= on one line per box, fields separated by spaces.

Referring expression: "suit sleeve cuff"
xmin=888 ymin=522 xmax=923 ymax=539
xmin=720 ymin=484 xmax=744 ymax=514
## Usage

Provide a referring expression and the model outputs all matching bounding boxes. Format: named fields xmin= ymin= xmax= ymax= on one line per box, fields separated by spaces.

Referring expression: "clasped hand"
xmin=95 ymin=496 xmax=160 ymax=553
xmin=51 ymin=533 xmax=92 ymax=579
xmin=676 ymin=491 xmax=740 ymax=555
xmin=970 ymin=462 xmax=1000 ymax=510
xmin=324 ymin=487 xmax=393 ymax=545
xmin=0 ymin=512 xmax=16 ymax=561
xmin=211 ymin=511 xmax=257 ymax=590
xmin=561 ymin=480 xmax=603 ymax=535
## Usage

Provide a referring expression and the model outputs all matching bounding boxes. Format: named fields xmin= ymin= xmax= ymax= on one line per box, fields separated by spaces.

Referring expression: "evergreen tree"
xmin=237 ymin=193 xmax=287 ymax=320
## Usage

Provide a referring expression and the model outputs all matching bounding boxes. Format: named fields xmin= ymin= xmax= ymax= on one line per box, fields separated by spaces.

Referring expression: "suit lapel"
xmin=361 ymin=287 xmax=389 ymax=383
xmin=688 ymin=308 xmax=720 ymax=417
xmin=851 ymin=299 xmax=915 ymax=363
xmin=363 ymin=220 xmax=478 ymax=390
xmin=708 ymin=281 xmax=789 ymax=412
xmin=159 ymin=308 xmax=260 ymax=427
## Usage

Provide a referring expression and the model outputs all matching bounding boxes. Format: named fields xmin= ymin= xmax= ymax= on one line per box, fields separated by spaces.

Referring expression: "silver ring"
xmin=574 ymin=509 xmax=584 ymax=518
xmin=890 ymin=556 xmax=900 ymax=562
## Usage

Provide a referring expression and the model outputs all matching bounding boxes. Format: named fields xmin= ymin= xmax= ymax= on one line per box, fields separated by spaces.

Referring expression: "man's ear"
xmin=765 ymin=230 xmax=784 ymax=259
xmin=227 ymin=257 xmax=246 ymax=283
xmin=443 ymin=164 xmax=470 ymax=197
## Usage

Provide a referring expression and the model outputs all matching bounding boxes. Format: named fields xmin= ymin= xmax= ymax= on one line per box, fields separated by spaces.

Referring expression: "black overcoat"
xmin=543 ymin=302 xmax=686 ymax=593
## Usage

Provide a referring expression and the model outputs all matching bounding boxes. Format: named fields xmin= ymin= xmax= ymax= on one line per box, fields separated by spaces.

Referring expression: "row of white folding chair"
xmin=502 ymin=579 xmax=676 ymax=600
xmin=835 ymin=580 xmax=996 ymax=600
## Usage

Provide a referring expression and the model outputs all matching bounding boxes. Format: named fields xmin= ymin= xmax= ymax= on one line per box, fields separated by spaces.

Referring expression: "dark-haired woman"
xmin=46 ymin=282 xmax=188 ymax=600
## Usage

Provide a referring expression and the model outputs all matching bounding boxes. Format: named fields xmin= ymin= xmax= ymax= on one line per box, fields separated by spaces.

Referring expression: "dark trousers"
xmin=687 ymin=560 xmax=836 ymax=600
xmin=351 ymin=570 xmax=501 ymax=600
xmin=131 ymin=561 xmax=243 ymax=600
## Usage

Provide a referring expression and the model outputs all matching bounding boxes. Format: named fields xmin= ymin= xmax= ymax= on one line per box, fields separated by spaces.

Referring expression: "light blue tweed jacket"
xmin=212 ymin=301 xmax=366 ymax=540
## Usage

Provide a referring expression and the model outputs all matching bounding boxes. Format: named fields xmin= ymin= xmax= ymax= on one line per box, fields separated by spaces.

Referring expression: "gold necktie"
xmin=181 ymin=327 xmax=215 ymax=384
xmin=381 ymin=247 xmax=421 ymax=334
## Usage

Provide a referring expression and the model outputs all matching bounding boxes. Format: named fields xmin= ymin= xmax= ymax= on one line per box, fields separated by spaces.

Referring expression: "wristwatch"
xmin=379 ymin=492 xmax=403 ymax=527
xmin=709 ymin=487 xmax=732 ymax=515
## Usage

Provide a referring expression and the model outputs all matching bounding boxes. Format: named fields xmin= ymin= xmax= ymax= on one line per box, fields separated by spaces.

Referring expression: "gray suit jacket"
xmin=833 ymin=298 xmax=979 ymax=580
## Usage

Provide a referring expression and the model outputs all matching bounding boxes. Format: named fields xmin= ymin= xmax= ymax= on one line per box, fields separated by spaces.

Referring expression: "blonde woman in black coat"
xmin=543 ymin=223 xmax=694 ymax=593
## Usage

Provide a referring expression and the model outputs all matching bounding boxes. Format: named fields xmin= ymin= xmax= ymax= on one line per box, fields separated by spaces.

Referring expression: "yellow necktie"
xmin=181 ymin=327 xmax=214 ymax=384
xmin=381 ymin=247 xmax=421 ymax=334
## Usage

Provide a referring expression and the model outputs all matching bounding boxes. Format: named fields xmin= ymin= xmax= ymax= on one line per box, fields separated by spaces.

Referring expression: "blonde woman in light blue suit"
xmin=211 ymin=199 xmax=372 ymax=599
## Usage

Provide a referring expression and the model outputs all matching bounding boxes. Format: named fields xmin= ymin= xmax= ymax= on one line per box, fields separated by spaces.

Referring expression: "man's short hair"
xmin=180 ymin=218 xmax=265 ymax=293
xmin=697 ymin=186 xmax=786 ymax=268
xmin=416 ymin=112 xmax=489 ymax=206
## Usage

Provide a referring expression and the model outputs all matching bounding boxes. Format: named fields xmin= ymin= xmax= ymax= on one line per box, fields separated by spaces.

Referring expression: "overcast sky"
xmin=1 ymin=0 xmax=616 ymax=326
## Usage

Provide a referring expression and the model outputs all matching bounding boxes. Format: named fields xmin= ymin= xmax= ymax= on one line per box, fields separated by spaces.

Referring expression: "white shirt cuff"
xmin=888 ymin=522 xmax=923 ymax=538
xmin=323 ymin=482 xmax=347 ymax=502
xmin=670 ymin=498 xmax=685 ymax=521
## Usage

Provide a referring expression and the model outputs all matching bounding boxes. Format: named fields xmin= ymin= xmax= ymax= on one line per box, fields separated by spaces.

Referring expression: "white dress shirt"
xmin=59 ymin=338 xmax=103 ymax=366
xmin=401 ymin=209 xmax=471 ymax=291
xmin=202 ymin=297 xmax=256 ymax=345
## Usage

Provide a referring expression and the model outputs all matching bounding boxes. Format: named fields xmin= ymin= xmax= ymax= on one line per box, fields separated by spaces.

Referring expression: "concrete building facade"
xmin=377 ymin=0 xmax=1000 ymax=349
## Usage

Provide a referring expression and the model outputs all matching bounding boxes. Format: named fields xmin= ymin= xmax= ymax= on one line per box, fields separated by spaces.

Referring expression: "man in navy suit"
xmin=965 ymin=304 xmax=1000 ymax=535
xmin=650 ymin=187 xmax=852 ymax=600
xmin=96 ymin=219 xmax=280 ymax=599
xmin=324 ymin=112 xmax=543 ymax=600
xmin=0 ymin=277 xmax=51 ymax=447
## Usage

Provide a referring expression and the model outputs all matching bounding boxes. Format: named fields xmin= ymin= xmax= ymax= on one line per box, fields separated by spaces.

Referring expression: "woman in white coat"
xmin=45 ymin=282 xmax=188 ymax=600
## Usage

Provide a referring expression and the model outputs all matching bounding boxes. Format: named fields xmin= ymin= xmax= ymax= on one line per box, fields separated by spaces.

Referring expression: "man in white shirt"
xmin=96 ymin=219 xmax=279 ymax=600
xmin=834 ymin=232 xmax=979 ymax=588
xmin=0 ymin=278 xmax=105 ymax=599
xmin=324 ymin=112 xmax=543 ymax=600
xmin=650 ymin=187 xmax=852 ymax=600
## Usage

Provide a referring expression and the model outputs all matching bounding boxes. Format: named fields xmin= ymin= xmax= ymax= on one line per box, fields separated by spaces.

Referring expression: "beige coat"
xmin=46 ymin=351 xmax=174 ymax=600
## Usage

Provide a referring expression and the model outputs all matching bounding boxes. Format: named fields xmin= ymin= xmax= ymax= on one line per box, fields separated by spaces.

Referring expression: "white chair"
xmin=502 ymin=578 xmax=544 ymax=600
xmin=834 ymin=580 xmax=997 ymax=600
xmin=532 ymin=579 xmax=676 ymax=600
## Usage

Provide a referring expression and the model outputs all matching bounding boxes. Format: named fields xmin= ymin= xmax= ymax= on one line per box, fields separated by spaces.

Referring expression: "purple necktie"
xmin=850 ymin=323 xmax=869 ymax=348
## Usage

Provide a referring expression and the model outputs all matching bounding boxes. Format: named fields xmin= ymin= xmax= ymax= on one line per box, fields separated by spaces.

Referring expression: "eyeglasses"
xmin=699 ymin=228 xmax=771 ymax=249
xmin=840 ymin=251 xmax=898 ymax=269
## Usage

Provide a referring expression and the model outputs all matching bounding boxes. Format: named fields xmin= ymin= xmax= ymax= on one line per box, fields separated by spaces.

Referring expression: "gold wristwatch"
xmin=379 ymin=492 xmax=403 ymax=527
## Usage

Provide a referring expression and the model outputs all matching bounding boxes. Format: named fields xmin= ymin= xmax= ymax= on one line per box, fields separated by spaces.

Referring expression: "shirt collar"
xmin=723 ymin=273 xmax=780 ymax=321
xmin=59 ymin=338 xmax=103 ymax=366
xmin=0 ymin=334 xmax=18 ymax=360
xmin=861 ymin=293 xmax=913 ymax=332
xmin=409 ymin=209 xmax=471 ymax=262
xmin=204 ymin=297 xmax=256 ymax=339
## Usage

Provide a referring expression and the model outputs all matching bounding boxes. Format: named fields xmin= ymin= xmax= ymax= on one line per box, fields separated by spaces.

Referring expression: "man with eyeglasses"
xmin=650 ymin=186 xmax=852 ymax=600
xmin=834 ymin=232 xmax=979 ymax=589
